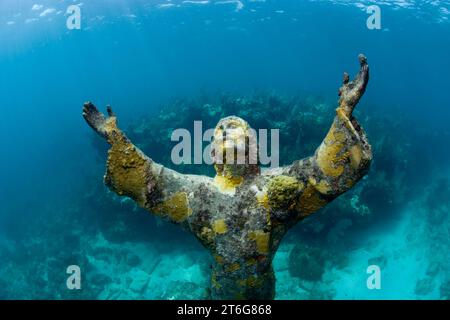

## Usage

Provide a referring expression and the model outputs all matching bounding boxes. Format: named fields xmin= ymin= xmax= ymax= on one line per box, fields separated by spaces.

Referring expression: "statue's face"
xmin=211 ymin=116 xmax=259 ymax=176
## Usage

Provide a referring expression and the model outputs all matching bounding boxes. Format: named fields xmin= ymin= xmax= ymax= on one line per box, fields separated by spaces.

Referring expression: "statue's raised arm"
xmin=267 ymin=54 xmax=372 ymax=225
xmin=82 ymin=103 xmax=216 ymax=247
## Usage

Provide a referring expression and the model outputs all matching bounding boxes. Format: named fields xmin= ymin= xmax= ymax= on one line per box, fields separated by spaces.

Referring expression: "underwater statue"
xmin=83 ymin=54 xmax=372 ymax=300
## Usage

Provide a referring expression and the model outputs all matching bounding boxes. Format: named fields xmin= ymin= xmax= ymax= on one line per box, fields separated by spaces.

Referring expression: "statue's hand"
xmin=82 ymin=102 xmax=117 ymax=139
xmin=338 ymin=54 xmax=369 ymax=117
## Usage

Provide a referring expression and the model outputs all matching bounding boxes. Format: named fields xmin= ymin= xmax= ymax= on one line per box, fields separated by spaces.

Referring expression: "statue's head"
xmin=211 ymin=116 xmax=260 ymax=182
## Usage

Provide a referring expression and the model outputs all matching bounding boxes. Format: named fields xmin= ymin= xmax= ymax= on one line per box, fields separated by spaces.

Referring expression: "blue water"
xmin=0 ymin=0 xmax=449 ymax=299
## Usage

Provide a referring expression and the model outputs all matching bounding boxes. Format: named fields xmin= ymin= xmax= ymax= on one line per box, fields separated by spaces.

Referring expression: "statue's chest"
xmin=212 ymin=202 xmax=272 ymax=257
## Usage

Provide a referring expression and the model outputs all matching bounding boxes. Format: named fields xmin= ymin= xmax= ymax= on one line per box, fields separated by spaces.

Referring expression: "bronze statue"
xmin=83 ymin=54 xmax=372 ymax=299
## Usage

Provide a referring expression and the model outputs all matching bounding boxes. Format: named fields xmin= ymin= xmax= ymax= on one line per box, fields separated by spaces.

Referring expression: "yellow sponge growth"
xmin=152 ymin=192 xmax=192 ymax=223
xmin=266 ymin=175 xmax=303 ymax=210
xmin=249 ymin=230 xmax=270 ymax=254
xmin=213 ymin=219 xmax=228 ymax=234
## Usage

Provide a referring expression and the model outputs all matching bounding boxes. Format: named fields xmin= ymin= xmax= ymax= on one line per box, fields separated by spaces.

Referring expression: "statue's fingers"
xmin=343 ymin=72 xmax=350 ymax=85
xmin=83 ymin=101 xmax=98 ymax=114
xmin=354 ymin=54 xmax=369 ymax=94
xmin=338 ymin=55 xmax=369 ymax=117
xmin=348 ymin=54 xmax=369 ymax=115
xmin=339 ymin=72 xmax=350 ymax=97
xmin=106 ymin=105 xmax=115 ymax=117
xmin=358 ymin=53 xmax=367 ymax=67
xmin=82 ymin=101 xmax=108 ymax=138
xmin=83 ymin=102 xmax=104 ymax=122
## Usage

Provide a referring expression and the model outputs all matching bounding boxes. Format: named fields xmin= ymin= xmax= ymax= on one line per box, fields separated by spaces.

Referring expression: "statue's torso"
xmin=185 ymin=174 xmax=289 ymax=300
